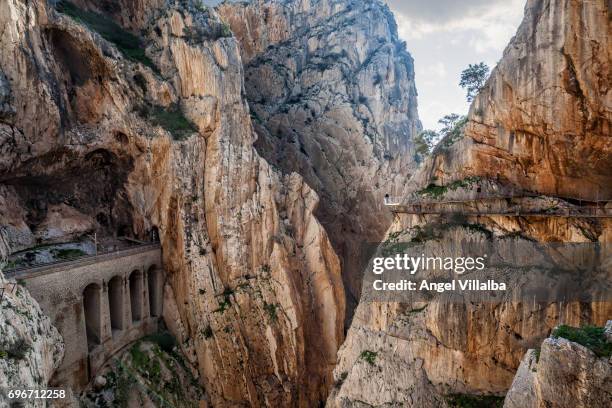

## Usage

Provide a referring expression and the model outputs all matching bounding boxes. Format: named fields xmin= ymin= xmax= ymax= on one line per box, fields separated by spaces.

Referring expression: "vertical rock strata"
xmin=504 ymin=323 xmax=612 ymax=408
xmin=217 ymin=0 xmax=421 ymax=315
xmin=0 ymin=0 xmax=346 ymax=405
xmin=415 ymin=0 xmax=611 ymax=199
xmin=0 ymin=270 xmax=64 ymax=408
xmin=331 ymin=0 xmax=611 ymax=406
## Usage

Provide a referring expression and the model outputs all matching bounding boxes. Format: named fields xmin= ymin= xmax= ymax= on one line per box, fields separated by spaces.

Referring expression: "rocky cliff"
xmin=414 ymin=0 xmax=611 ymax=200
xmin=504 ymin=322 xmax=612 ymax=408
xmin=330 ymin=0 xmax=611 ymax=406
xmin=0 ymin=270 xmax=64 ymax=407
xmin=0 ymin=0 xmax=348 ymax=405
xmin=82 ymin=334 xmax=206 ymax=407
xmin=217 ymin=0 xmax=421 ymax=316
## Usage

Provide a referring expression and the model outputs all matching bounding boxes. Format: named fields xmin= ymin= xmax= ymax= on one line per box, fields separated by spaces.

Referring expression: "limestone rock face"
xmin=34 ymin=203 xmax=96 ymax=243
xmin=504 ymin=326 xmax=612 ymax=408
xmin=218 ymin=0 xmax=421 ymax=315
xmin=0 ymin=270 xmax=64 ymax=408
xmin=329 ymin=214 xmax=611 ymax=407
xmin=81 ymin=338 xmax=206 ymax=407
xmin=415 ymin=0 xmax=611 ymax=200
xmin=0 ymin=0 xmax=345 ymax=405
xmin=332 ymin=0 xmax=611 ymax=406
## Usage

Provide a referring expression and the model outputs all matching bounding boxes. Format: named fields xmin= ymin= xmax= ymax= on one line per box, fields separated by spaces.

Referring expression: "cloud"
xmin=390 ymin=0 xmax=525 ymax=53
xmin=386 ymin=0 xmax=509 ymax=24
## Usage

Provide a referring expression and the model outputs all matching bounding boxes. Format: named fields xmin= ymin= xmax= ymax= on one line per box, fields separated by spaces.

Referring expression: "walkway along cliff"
xmin=329 ymin=0 xmax=611 ymax=406
xmin=0 ymin=0 xmax=349 ymax=405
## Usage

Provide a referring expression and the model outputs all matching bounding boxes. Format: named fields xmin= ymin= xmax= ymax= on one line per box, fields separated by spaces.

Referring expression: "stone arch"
xmin=83 ymin=283 xmax=102 ymax=349
xmin=147 ymin=265 xmax=162 ymax=317
xmin=108 ymin=275 xmax=124 ymax=332
xmin=129 ymin=270 xmax=143 ymax=322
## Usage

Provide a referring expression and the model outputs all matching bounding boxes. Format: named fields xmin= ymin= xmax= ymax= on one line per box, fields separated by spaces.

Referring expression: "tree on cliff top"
xmin=459 ymin=62 xmax=489 ymax=102
xmin=414 ymin=129 xmax=439 ymax=160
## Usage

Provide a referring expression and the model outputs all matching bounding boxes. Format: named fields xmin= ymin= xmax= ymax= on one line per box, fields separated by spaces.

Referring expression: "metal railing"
xmin=386 ymin=205 xmax=612 ymax=217
xmin=3 ymin=242 xmax=161 ymax=278
xmin=385 ymin=192 xmax=610 ymax=206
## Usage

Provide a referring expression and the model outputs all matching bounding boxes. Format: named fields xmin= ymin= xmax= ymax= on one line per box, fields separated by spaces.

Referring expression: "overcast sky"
xmin=205 ymin=0 xmax=525 ymax=131
xmin=385 ymin=0 xmax=526 ymax=130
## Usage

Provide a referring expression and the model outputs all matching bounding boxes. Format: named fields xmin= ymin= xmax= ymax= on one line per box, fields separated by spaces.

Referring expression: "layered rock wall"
xmin=504 ymin=323 xmax=612 ymax=408
xmin=0 ymin=269 xmax=64 ymax=407
xmin=218 ymin=0 xmax=421 ymax=315
xmin=415 ymin=0 xmax=611 ymax=200
xmin=331 ymin=0 xmax=612 ymax=406
xmin=0 ymin=0 xmax=345 ymax=405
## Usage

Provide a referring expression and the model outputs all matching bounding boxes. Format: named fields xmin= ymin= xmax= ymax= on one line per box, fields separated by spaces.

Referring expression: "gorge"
xmin=0 ymin=0 xmax=610 ymax=407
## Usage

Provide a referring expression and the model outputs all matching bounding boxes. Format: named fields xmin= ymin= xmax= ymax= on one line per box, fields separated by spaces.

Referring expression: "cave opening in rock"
xmin=0 ymin=148 xmax=134 ymax=252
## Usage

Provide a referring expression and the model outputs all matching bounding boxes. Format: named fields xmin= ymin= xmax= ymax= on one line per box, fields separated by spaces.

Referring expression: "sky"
xmin=204 ymin=0 xmax=526 ymax=131
xmin=385 ymin=0 xmax=525 ymax=130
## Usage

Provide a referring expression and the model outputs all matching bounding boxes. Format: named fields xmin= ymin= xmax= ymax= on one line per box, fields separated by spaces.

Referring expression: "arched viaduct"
xmin=6 ymin=244 xmax=164 ymax=391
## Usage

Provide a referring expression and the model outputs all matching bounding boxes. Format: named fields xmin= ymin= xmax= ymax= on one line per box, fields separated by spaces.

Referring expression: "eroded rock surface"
xmin=81 ymin=337 xmax=206 ymax=408
xmin=415 ymin=0 xmax=611 ymax=200
xmin=218 ymin=0 xmax=421 ymax=316
xmin=504 ymin=324 xmax=612 ymax=408
xmin=0 ymin=0 xmax=346 ymax=405
xmin=332 ymin=0 xmax=611 ymax=406
xmin=0 ymin=269 xmax=64 ymax=408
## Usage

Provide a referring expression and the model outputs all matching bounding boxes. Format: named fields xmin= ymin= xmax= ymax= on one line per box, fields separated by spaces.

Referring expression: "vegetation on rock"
xmin=446 ymin=393 xmax=504 ymax=408
xmin=459 ymin=62 xmax=490 ymax=102
xmin=139 ymin=104 xmax=198 ymax=141
xmin=359 ymin=350 xmax=377 ymax=365
xmin=56 ymin=1 xmax=157 ymax=71
xmin=552 ymin=325 xmax=612 ymax=358
xmin=416 ymin=176 xmax=482 ymax=199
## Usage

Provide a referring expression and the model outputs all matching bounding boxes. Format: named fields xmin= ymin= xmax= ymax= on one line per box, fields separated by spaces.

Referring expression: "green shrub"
xmin=56 ymin=1 xmax=157 ymax=71
xmin=215 ymin=290 xmax=233 ymax=314
xmin=220 ymin=22 xmax=232 ymax=38
xmin=446 ymin=394 xmax=504 ymax=408
xmin=130 ymin=343 xmax=148 ymax=367
xmin=416 ymin=176 xmax=481 ymax=200
xmin=144 ymin=104 xmax=198 ymax=140
xmin=435 ymin=115 xmax=468 ymax=151
xmin=194 ymin=2 xmax=208 ymax=12
xmin=144 ymin=332 xmax=177 ymax=353
xmin=359 ymin=350 xmax=377 ymax=365
xmin=417 ymin=183 xmax=448 ymax=199
xmin=263 ymin=302 xmax=278 ymax=321
xmin=52 ymin=248 xmax=86 ymax=260
xmin=552 ymin=325 xmax=611 ymax=358
xmin=409 ymin=224 xmax=442 ymax=244
xmin=1 ymin=338 xmax=31 ymax=360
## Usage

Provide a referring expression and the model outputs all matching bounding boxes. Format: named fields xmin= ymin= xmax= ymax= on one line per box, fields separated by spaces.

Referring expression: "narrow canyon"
xmin=0 ymin=0 xmax=610 ymax=407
